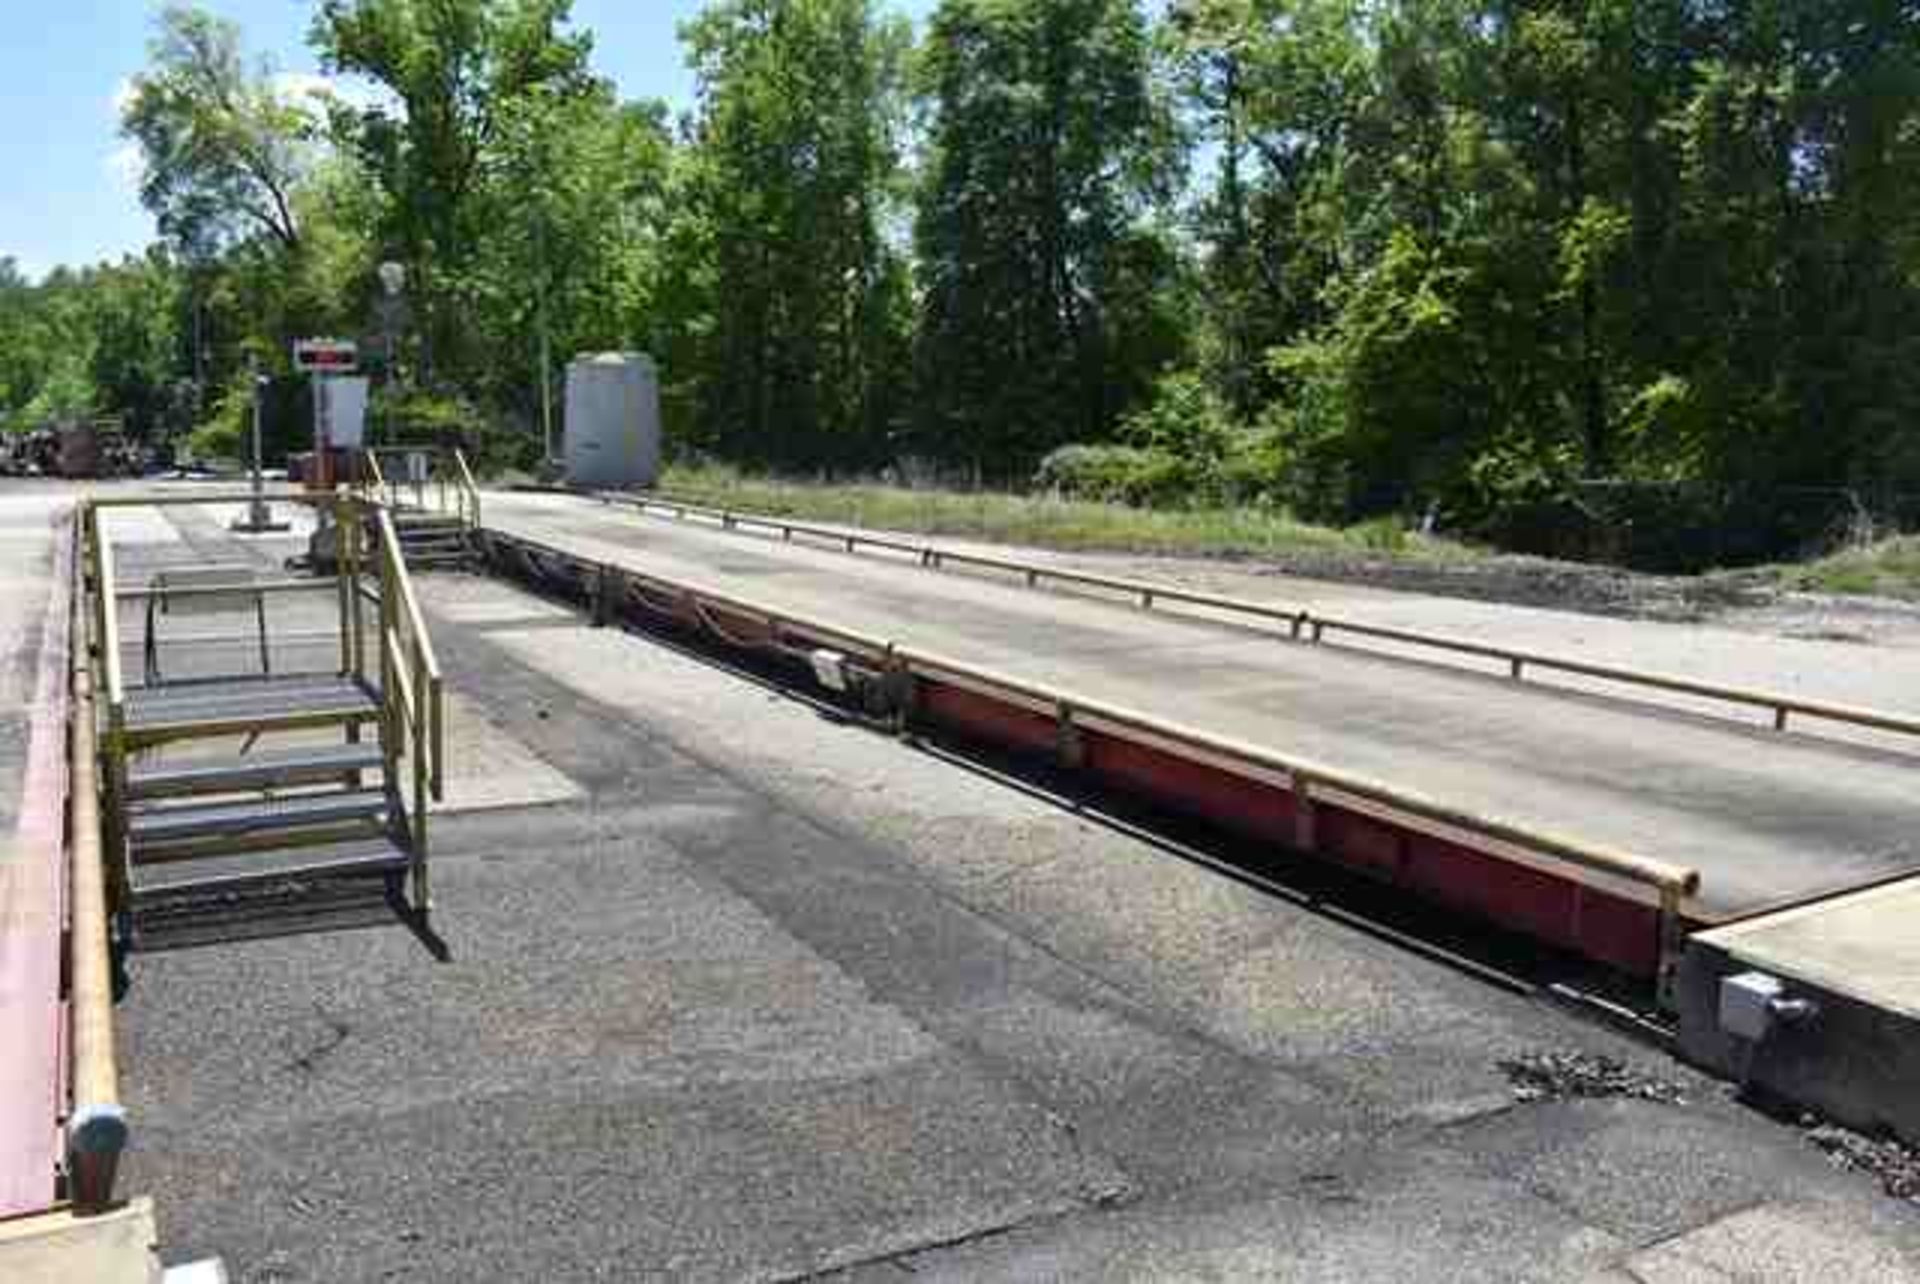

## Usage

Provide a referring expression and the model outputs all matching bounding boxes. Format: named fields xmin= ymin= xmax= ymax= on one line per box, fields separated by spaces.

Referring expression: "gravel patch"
xmin=1803 ymin=1118 xmax=1920 ymax=1205
xmin=1498 ymin=1051 xmax=1690 ymax=1106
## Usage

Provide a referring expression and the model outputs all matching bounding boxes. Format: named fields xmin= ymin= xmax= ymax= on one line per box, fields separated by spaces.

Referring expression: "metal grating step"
xmin=130 ymin=789 xmax=390 ymax=846
xmin=123 ymin=674 xmax=379 ymax=744
xmin=129 ymin=743 xmax=385 ymax=800
xmin=129 ymin=837 xmax=410 ymax=901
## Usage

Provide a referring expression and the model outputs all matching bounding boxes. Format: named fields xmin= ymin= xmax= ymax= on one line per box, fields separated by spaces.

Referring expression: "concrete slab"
xmin=1605 ymin=1200 xmax=1920 ymax=1284
xmin=1678 ymin=878 xmax=1920 ymax=1143
xmin=0 ymin=1198 xmax=164 ymax=1284
xmin=1691 ymin=877 xmax=1920 ymax=1021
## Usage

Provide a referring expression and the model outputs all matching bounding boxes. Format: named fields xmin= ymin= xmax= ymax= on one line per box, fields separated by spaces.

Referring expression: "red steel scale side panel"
xmin=918 ymin=676 xmax=1662 ymax=978
xmin=918 ymin=679 xmax=1059 ymax=756
xmin=1322 ymin=809 xmax=1660 ymax=976
xmin=1083 ymin=731 xmax=1300 ymax=844
xmin=0 ymin=512 xmax=74 ymax=1219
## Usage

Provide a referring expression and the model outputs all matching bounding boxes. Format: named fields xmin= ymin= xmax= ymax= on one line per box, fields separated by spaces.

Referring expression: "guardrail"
xmin=360 ymin=446 xmax=481 ymax=532
xmin=486 ymin=528 xmax=1703 ymax=1001
xmin=370 ymin=504 xmax=444 ymax=911
xmin=595 ymin=490 xmax=1920 ymax=749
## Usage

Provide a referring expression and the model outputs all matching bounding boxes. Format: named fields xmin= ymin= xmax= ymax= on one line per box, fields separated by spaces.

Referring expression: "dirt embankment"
xmin=1015 ymin=540 xmax=1920 ymax=649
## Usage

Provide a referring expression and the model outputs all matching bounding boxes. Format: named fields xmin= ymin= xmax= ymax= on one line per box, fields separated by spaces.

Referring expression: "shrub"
xmin=1035 ymin=443 xmax=1186 ymax=506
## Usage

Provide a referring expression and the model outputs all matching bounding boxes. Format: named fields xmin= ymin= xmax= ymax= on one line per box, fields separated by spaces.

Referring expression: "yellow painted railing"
xmin=368 ymin=503 xmax=444 ymax=910
xmin=357 ymin=446 xmax=481 ymax=533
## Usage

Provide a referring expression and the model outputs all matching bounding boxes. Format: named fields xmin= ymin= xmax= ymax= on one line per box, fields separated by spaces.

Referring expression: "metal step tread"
xmin=130 ymin=789 xmax=390 ymax=844
xmin=130 ymin=837 xmax=410 ymax=899
xmin=124 ymin=674 xmax=378 ymax=734
xmin=129 ymin=744 xmax=385 ymax=799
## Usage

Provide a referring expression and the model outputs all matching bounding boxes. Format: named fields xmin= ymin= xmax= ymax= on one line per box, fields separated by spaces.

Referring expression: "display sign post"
xmin=294 ymin=339 xmax=358 ymax=492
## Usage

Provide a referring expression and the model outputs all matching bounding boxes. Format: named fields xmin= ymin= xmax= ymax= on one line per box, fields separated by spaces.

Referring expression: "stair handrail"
xmin=369 ymin=504 xmax=443 ymax=913
xmin=453 ymin=447 xmax=481 ymax=531
xmin=363 ymin=448 xmax=391 ymax=509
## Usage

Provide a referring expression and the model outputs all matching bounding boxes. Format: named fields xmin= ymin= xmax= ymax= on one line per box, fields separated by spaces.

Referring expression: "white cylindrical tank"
xmin=563 ymin=352 xmax=660 ymax=489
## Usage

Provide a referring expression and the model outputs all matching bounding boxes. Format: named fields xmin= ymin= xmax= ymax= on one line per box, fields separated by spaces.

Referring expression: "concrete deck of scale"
xmin=480 ymin=490 xmax=1920 ymax=921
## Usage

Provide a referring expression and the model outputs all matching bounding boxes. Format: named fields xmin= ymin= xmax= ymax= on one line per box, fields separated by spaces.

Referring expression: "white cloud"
xmin=106 ymin=141 xmax=146 ymax=193
xmin=272 ymin=70 xmax=334 ymax=104
xmin=111 ymin=76 xmax=138 ymax=118
xmin=271 ymin=70 xmax=389 ymax=114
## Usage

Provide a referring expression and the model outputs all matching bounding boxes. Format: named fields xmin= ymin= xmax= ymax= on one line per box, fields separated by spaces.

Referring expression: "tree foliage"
xmin=914 ymin=0 xmax=1178 ymax=471
xmin=122 ymin=5 xmax=320 ymax=256
xmin=670 ymin=0 xmax=913 ymax=468
xmin=17 ymin=0 xmax=1920 ymax=566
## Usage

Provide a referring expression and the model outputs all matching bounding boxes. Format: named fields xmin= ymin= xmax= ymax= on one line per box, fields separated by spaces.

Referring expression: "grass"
xmin=1768 ymin=535 xmax=1920 ymax=600
xmin=654 ymin=462 xmax=1480 ymax=564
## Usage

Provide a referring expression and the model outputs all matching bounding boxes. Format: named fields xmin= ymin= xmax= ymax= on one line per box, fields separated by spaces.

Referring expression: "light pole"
xmin=231 ymin=355 xmax=286 ymax=533
xmin=377 ymin=261 xmax=407 ymax=443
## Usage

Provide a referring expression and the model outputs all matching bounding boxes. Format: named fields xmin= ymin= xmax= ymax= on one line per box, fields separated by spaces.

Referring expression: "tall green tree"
xmin=313 ymin=0 xmax=597 ymax=381
xmin=121 ymin=5 xmax=320 ymax=256
xmin=472 ymin=87 xmax=676 ymax=443
xmin=915 ymin=0 xmax=1175 ymax=471
xmin=674 ymin=0 xmax=912 ymax=468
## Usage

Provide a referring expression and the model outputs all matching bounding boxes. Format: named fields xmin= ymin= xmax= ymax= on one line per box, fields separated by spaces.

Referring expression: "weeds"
xmin=656 ymin=462 xmax=1475 ymax=564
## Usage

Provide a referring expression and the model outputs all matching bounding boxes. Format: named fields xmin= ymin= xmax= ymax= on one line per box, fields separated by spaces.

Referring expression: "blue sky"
xmin=0 ymin=0 xmax=937 ymax=282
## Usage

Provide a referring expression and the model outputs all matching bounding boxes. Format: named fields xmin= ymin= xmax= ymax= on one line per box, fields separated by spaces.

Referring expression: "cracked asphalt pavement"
xmin=114 ymin=569 xmax=1920 ymax=1282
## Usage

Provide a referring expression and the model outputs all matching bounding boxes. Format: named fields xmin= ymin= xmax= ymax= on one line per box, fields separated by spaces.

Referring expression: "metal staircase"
xmin=83 ymin=495 xmax=445 ymax=952
xmin=360 ymin=446 xmax=481 ymax=570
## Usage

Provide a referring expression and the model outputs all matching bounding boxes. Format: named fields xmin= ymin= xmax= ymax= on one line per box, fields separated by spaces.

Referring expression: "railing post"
xmin=412 ymin=645 xmax=430 ymax=911
xmin=379 ymin=550 xmax=398 ymax=789
xmin=335 ymin=495 xmax=354 ymax=676
xmin=1657 ymin=884 xmax=1684 ymax=1011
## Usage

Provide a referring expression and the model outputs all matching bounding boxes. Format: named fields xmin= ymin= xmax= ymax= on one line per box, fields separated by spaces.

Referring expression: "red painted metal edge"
xmin=920 ymin=676 xmax=1665 ymax=977
xmin=0 ymin=508 xmax=75 ymax=1219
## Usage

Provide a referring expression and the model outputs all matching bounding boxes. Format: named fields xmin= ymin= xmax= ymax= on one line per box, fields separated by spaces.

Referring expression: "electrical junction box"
xmin=1719 ymin=970 xmax=1785 ymax=1042
xmin=810 ymin=649 xmax=850 ymax=694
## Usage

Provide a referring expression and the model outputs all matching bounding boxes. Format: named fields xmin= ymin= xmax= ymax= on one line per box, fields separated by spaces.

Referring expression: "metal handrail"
xmin=88 ymin=489 xmax=319 ymax=510
xmin=67 ymin=560 xmax=125 ymax=1211
xmin=358 ymin=445 xmax=480 ymax=530
xmin=373 ymin=507 xmax=444 ymax=801
xmin=616 ymin=490 xmax=1920 ymax=746
xmin=364 ymin=449 xmax=390 ymax=508
xmin=453 ymin=448 xmax=481 ymax=530
xmin=366 ymin=504 xmax=443 ymax=913
xmin=116 ymin=578 xmax=337 ymax=602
